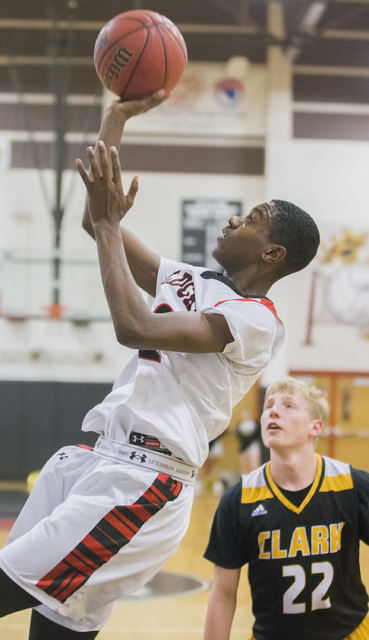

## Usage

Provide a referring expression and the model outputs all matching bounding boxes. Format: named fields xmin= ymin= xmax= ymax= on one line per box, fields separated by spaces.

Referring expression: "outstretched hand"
xmin=76 ymin=142 xmax=138 ymax=227
xmin=107 ymin=89 xmax=169 ymax=123
xmin=118 ymin=88 xmax=168 ymax=118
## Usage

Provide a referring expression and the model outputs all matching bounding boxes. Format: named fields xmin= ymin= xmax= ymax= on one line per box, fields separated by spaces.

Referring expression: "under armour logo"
xmin=129 ymin=451 xmax=147 ymax=463
xmin=58 ymin=452 xmax=68 ymax=460
xmin=132 ymin=434 xmax=145 ymax=444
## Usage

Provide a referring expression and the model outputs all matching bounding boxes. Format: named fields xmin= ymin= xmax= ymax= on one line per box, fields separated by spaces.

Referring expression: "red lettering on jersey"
xmin=163 ymin=271 xmax=196 ymax=311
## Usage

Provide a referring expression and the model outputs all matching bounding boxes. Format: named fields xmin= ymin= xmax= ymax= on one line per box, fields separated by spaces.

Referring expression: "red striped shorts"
xmin=0 ymin=444 xmax=193 ymax=632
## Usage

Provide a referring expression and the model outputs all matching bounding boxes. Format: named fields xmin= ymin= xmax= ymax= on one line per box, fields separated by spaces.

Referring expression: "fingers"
xmin=76 ymin=158 xmax=91 ymax=188
xmin=111 ymin=149 xmax=138 ymax=211
xmin=110 ymin=146 xmax=122 ymax=184
xmin=126 ymin=175 xmax=139 ymax=209
xmin=78 ymin=142 xmax=110 ymax=181
xmin=86 ymin=145 xmax=103 ymax=181
xmin=140 ymin=89 xmax=169 ymax=113
xmin=96 ymin=141 xmax=111 ymax=176
xmin=76 ymin=143 xmax=139 ymax=214
xmin=118 ymin=89 xmax=169 ymax=118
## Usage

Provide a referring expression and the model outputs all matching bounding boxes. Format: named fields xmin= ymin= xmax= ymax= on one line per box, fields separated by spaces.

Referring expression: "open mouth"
xmin=267 ymin=423 xmax=281 ymax=431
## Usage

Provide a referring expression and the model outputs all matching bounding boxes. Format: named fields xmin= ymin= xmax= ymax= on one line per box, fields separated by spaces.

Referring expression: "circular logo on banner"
xmin=214 ymin=78 xmax=245 ymax=107
xmin=327 ymin=264 xmax=369 ymax=327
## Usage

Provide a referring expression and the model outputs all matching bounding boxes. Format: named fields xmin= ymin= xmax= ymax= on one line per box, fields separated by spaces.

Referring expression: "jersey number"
xmin=283 ymin=562 xmax=333 ymax=614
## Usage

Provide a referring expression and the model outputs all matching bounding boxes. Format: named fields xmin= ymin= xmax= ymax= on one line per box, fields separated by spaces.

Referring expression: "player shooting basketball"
xmin=0 ymin=92 xmax=320 ymax=639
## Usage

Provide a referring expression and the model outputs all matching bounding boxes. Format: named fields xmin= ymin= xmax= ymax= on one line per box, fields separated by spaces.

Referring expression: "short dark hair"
xmin=269 ymin=200 xmax=320 ymax=274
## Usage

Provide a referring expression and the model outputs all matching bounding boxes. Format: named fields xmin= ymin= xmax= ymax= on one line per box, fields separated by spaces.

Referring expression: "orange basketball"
xmin=94 ymin=9 xmax=188 ymax=101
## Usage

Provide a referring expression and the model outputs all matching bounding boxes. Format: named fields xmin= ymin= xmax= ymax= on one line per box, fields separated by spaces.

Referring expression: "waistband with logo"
xmin=93 ymin=436 xmax=198 ymax=485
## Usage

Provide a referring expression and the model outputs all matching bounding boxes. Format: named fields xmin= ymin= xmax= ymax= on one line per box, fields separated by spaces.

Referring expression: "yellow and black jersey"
xmin=204 ymin=455 xmax=369 ymax=640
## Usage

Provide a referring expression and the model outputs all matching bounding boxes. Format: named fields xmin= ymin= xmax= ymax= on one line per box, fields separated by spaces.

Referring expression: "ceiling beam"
xmin=1 ymin=15 xmax=369 ymax=45
xmin=0 ymin=56 xmax=93 ymax=66
xmin=322 ymin=28 xmax=369 ymax=39
xmin=0 ymin=18 xmax=261 ymax=35
xmin=294 ymin=63 xmax=369 ymax=75
xmin=278 ymin=0 xmax=369 ymax=4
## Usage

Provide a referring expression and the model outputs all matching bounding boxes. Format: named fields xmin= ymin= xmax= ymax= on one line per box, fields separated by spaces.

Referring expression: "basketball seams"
xmin=95 ymin=10 xmax=187 ymax=99
xmin=119 ymin=25 xmax=151 ymax=100
xmin=158 ymin=23 xmax=187 ymax=67
xmin=157 ymin=16 xmax=188 ymax=64
xmin=139 ymin=10 xmax=162 ymax=25
xmin=171 ymin=32 xmax=188 ymax=64
xmin=158 ymin=14 xmax=188 ymax=64
xmin=152 ymin=22 xmax=168 ymax=88
xmin=95 ymin=22 xmax=149 ymax=73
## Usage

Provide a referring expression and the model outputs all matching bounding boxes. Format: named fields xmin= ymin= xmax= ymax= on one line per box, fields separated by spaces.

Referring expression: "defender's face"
xmin=261 ymin=391 xmax=321 ymax=451
xmin=212 ymin=202 xmax=277 ymax=274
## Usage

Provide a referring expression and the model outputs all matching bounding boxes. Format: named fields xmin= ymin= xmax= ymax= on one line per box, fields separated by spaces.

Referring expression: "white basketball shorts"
xmin=0 ymin=445 xmax=194 ymax=632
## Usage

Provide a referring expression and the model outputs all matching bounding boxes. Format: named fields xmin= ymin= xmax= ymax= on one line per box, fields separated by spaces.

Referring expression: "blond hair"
xmin=264 ymin=377 xmax=329 ymax=426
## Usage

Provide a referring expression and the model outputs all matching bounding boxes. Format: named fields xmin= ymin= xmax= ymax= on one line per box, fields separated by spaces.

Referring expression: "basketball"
xmin=94 ymin=9 xmax=188 ymax=101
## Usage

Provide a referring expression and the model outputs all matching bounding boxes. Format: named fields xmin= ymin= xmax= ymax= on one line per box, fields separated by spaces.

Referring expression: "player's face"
xmin=261 ymin=391 xmax=322 ymax=452
xmin=212 ymin=201 xmax=277 ymax=274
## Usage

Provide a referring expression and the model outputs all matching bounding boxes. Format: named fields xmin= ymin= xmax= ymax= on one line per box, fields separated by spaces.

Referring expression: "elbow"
xmin=112 ymin=312 xmax=154 ymax=349
xmin=114 ymin=329 xmax=135 ymax=348
xmin=114 ymin=325 xmax=146 ymax=349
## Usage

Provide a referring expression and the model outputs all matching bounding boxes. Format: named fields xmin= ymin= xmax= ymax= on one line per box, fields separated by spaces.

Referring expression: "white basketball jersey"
xmin=82 ymin=258 xmax=284 ymax=466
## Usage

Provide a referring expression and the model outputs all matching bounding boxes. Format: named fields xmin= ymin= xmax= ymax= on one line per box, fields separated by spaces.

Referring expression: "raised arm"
xmin=82 ymin=93 xmax=166 ymax=297
xmin=76 ymin=144 xmax=234 ymax=353
xmin=203 ymin=565 xmax=241 ymax=640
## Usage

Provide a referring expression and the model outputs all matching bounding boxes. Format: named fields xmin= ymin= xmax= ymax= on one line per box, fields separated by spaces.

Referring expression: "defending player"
xmin=203 ymin=377 xmax=369 ymax=640
xmin=0 ymin=94 xmax=320 ymax=639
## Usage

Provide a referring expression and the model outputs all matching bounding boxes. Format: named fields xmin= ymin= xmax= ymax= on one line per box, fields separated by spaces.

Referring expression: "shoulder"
xmin=240 ymin=465 xmax=272 ymax=504
xmin=200 ymin=271 xmax=283 ymax=321
xmin=319 ymin=456 xmax=354 ymax=491
xmin=320 ymin=456 xmax=369 ymax=494
xmin=206 ymin=481 xmax=243 ymax=542
xmin=218 ymin=479 xmax=243 ymax=511
xmin=351 ymin=466 xmax=369 ymax=492
xmin=157 ymin=257 xmax=196 ymax=285
xmin=219 ymin=302 xmax=284 ymax=370
xmin=322 ymin=455 xmax=352 ymax=478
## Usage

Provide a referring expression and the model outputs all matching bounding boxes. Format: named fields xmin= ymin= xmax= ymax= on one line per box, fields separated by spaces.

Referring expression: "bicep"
xmin=129 ymin=311 xmax=234 ymax=353
xmin=212 ymin=565 xmax=241 ymax=599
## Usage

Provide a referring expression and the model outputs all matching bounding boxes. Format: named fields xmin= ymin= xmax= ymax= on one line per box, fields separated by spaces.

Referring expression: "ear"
xmin=310 ymin=419 xmax=323 ymax=438
xmin=262 ymin=244 xmax=287 ymax=264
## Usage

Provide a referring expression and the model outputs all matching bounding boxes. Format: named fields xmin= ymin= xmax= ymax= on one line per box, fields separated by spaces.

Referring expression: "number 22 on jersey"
xmin=283 ymin=562 xmax=333 ymax=614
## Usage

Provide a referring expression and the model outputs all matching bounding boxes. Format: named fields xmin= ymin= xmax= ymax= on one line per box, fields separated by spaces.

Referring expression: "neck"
xmin=269 ymin=447 xmax=318 ymax=491
xmin=227 ymin=266 xmax=279 ymax=297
